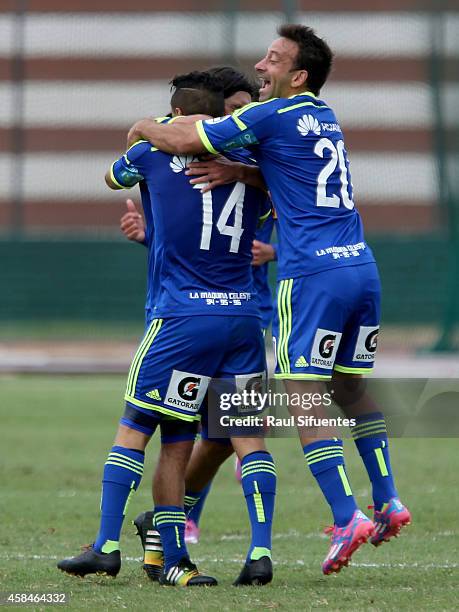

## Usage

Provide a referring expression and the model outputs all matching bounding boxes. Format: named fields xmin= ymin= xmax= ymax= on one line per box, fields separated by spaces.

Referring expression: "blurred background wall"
xmin=0 ymin=1 xmax=458 ymax=347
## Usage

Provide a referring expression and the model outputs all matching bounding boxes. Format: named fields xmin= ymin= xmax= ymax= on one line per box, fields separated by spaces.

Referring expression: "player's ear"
xmin=174 ymin=107 xmax=184 ymax=116
xmin=291 ymin=69 xmax=308 ymax=90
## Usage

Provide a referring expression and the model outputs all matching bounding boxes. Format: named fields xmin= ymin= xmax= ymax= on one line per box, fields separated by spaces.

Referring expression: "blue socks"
xmin=94 ymin=446 xmax=144 ymax=553
xmin=304 ymin=439 xmax=357 ymax=527
xmin=184 ymin=482 xmax=212 ymax=525
xmin=240 ymin=451 xmax=276 ymax=562
xmin=351 ymin=412 xmax=398 ymax=511
xmin=154 ymin=506 xmax=187 ymax=571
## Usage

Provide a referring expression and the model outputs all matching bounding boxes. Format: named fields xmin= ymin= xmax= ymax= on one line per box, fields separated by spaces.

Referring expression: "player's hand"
xmin=186 ymin=156 xmax=243 ymax=193
xmin=127 ymin=119 xmax=150 ymax=148
xmin=251 ymin=240 xmax=276 ymax=266
xmin=120 ymin=199 xmax=145 ymax=243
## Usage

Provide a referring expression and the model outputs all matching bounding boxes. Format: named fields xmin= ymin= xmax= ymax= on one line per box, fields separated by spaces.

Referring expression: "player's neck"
xmin=286 ymin=87 xmax=316 ymax=100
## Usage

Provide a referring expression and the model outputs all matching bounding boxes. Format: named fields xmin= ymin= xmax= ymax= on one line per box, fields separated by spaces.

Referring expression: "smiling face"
xmin=255 ymin=37 xmax=308 ymax=101
xmin=224 ymin=90 xmax=252 ymax=114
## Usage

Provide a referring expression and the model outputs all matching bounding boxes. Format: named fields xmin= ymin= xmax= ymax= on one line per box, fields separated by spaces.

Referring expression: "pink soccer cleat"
xmin=370 ymin=498 xmax=411 ymax=546
xmin=184 ymin=519 xmax=200 ymax=545
xmin=322 ymin=510 xmax=375 ymax=575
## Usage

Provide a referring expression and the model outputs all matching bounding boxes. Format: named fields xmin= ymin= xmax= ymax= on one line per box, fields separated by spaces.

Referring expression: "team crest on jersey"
xmin=297 ymin=114 xmax=321 ymax=137
xmin=169 ymin=155 xmax=198 ymax=173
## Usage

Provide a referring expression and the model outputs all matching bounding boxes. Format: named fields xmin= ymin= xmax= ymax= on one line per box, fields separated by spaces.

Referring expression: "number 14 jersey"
xmin=110 ymin=140 xmax=270 ymax=318
xmin=197 ymin=91 xmax=375 ymax=280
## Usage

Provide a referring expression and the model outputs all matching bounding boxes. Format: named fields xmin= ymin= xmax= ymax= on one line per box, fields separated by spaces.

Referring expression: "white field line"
xmin=1 ymin=553 xmax=457 ymax=570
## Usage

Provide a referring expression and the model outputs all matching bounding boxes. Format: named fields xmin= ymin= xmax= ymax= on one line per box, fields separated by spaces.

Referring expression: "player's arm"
xmin=127 ymin=114 xmax=209 ymax=154
xmin=251 ymin=241 xmax=277 ymax=266
xmin=120 ymin=199 xmax=146 ymax=245
xmin=105 ymin=141 xmax=151 ymax=191
xmin=252 ymin=206 xmax=277 ymax=265
xmin=127 ymin=101 xmax=277 ymax=159
xmin=185 ymin=156 xmax=267 ymax=194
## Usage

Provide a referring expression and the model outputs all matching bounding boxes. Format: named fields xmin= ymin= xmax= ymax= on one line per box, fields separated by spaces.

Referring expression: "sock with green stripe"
xmin=94 ymin=445 xmax=144 ymax=553
xmin=184 ymin=482 xmax=212 ymax=525
xmin=351 ymin=412 xmax=398 ymax=511
xmin=154 ymin=506 xmax=188 ymax=572
xmin=240 ymin=451 xmax=276 ymax=562
xmin=304 ymin=439 xmax=357 ymax=527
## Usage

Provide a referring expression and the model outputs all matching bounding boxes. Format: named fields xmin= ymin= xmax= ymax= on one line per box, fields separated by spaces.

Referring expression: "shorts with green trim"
xmin=124 ymin=315 xmax=266 ymax=423
xmin=272 ymin=263 xmax=380 ymax=380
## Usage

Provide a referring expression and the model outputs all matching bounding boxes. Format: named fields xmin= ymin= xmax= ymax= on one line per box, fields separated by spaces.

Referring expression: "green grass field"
xmin=1 ymin=375 xmax=458 ymax=611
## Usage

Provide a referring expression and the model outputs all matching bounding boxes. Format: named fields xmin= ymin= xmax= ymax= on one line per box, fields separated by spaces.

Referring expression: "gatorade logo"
xmin=365 ymin=330 xmax=379 ymax=353
xmin=178 ymin=377 xmax=201 ymax=401
xmin=310 ymin=329 xmax=342 ymax=370
xmin=319 ymin=334 xmax=336 ymax=359
xmin=165 ymin=370 xmax=210 ymax=413
xmin=353 ymin=326 xmax=380 ymax=362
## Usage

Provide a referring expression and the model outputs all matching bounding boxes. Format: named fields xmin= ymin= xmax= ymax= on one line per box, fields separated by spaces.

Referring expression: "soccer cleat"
xmin=57 ymin=545 xmax=120 ymax=577
xmin=370 ymin=498 xmax=411 ymax=546
xmin=322 ymin=510 xmax=375 ymax=575
xmin=133 ymin=511 xmax=164 ymax=581
xmin=185 ymin=518 xmax=200 ymax=545
xmin=233 ymin=556 xmax=273 ymax=586
xmin=159 ymin=557 xmax=217 ymax=587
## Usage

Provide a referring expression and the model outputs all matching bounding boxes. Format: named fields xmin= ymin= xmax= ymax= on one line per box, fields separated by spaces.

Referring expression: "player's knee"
xmin=231 ymin=437 xmax=267 ymax=461
xmin=114 ymin=424 xmax=150 ymax=451
xmin=199 ymin=438 xmax=234 ymax=462
xmin=327 ymin=371 xmax=367 ymax=408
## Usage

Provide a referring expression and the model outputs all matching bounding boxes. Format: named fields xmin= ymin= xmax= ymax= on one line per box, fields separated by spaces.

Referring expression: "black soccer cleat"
xmin=57 ymin=545 xmax=121 ymax=577
xmin=133 ymin=511 xmax=164 ymax=581
xmin=233 ymin=556 xmax=273 ymax=586
xmin=159 ymin=557 xmax=217 ymax=587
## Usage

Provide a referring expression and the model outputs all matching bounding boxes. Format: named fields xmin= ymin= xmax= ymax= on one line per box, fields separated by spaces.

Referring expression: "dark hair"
xmin=169 ymin=71 xmax=225 ymax=117
xmin=277 ymin=24 xmax=333 ymax=95
xmin=206 ymin=66 xmax=258 ymax=101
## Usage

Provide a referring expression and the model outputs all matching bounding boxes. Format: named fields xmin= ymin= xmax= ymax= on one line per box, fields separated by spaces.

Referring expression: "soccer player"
xmin=119 ymin=67 xmax=277 ymax=549
xmin=125 ymin=24 xmax=411 ymax=575
xmin=58 ymin=71 xmax=277 ymax=587
xmin=120 ymin=203 xmax=276 ymax=545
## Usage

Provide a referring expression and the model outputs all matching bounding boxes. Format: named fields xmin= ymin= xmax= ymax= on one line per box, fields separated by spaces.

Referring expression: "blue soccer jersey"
xmin=197 ymin=92 xmax=375 ymax=280
xmin=137 ymin=181 xmax=155 ymax=326
xmin=110 ymin=140 xmax=271 ymax=319
xmin=253 ymin=213 xmax=275 ymax=331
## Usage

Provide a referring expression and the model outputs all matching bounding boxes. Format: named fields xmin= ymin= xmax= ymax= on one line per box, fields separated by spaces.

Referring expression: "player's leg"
xmin=219 ymin=316 xmax=276 ymax=586
xmin=134 ymin=417 xmax=202 ymax=582
xmin=57 ymin=412 xmax=157 ymax=578
xmin=184 ymin=434 xmax=234 ymax=543
xmin=184 ymin=482 xmax=211 ymax=543
xmin=331 ymin=263 xmax=411 ymax=545
xmin=129 ymin=316 xmax=227 ymax=586
xmin=57 ymin=319 xmax=168 ymax=577
xmin=152 ymin=433 xmax=213 ymax=586
xmin=273 ymin=273 xmax=374 ymax=575
xmin=230 ymin=436 xmax=276 ymax=586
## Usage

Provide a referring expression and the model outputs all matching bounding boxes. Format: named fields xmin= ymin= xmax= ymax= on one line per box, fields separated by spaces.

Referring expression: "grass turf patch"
xmin=1 ymin=375 xmax=458 ymax=610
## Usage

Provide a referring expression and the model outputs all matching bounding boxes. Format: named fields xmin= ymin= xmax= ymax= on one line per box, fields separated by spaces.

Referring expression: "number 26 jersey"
xmin=197 ymin=92 xmax=375 ymax=281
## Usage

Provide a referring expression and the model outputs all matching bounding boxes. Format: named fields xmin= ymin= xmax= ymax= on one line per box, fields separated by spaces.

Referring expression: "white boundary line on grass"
xmin=1 ymin=553 xmax=457 ymax=570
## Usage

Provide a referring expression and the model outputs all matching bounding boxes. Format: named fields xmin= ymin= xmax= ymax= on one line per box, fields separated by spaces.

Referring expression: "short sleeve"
xmin=110 ymin=140 xmax=151 ymax=189
xmin=196 ymin=99 xmax=280 ymax=154
xmin=258 ymin=197 xmax=273 ymax=226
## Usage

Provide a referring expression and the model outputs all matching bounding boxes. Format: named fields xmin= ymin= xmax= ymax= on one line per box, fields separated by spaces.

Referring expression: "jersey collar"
xmin=289 ymin=90 xmax=317 ymax=100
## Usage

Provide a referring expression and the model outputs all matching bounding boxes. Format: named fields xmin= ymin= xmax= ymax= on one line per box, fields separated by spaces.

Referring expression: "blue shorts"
xmin=123 ymin=315 xmax=266 ymax=424
xmin=272 ymin=263 xmax=381 ymax=380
